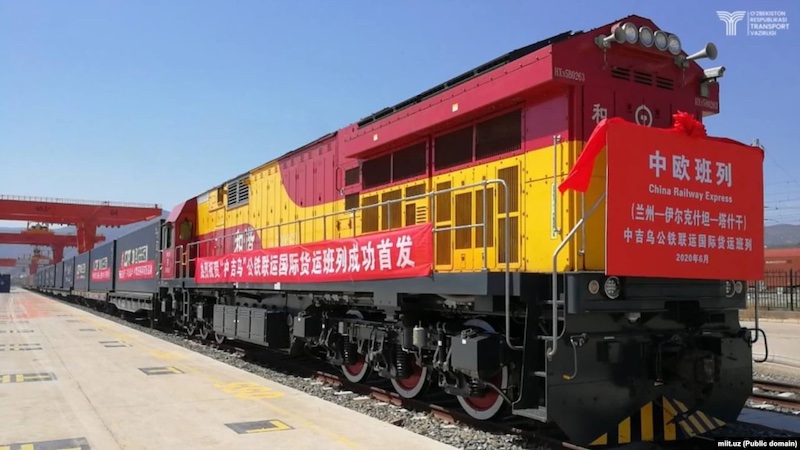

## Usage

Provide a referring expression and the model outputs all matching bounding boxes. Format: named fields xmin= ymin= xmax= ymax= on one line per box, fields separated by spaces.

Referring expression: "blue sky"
xmin=1 ymin=0 xmax=798 ymax=227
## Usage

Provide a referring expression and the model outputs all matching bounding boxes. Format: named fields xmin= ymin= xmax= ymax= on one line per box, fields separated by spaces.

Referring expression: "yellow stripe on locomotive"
xmin=587 ymin=396 xmax=728 ymax=446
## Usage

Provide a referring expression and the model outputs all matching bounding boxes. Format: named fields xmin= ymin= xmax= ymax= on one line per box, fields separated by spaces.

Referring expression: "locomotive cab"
xmin=518 ymin=17 xmax=765 ymax=446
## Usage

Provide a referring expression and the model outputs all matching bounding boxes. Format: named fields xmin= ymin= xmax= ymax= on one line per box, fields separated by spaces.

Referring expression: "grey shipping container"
xmin=114 ymin=220 xmax=162 ymax=293
xmin=56 ymin=261 xmax=64 ymax=289
xmin=74 ymin=252 xmax=90 ymax=291
xmin=0 ymin=274 xmax=10 ymax=293
xmin=63 ymin=257 xmax=75 ymax=289
xmin=90 ymin=241 xmax=116 ymax=292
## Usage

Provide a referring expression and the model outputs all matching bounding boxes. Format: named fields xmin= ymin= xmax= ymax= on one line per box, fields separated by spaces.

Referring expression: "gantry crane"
xmin=0 ymin=194 xmax=162 ymax=256
xmin=0 ymin=224 xmax=106 ymax=263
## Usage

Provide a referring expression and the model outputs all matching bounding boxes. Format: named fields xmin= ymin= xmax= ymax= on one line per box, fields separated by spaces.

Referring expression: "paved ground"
xmin=0 ymin=289 xmax=458 ymax=450
xmin=741 ymin=319 xmax=800 ymax=380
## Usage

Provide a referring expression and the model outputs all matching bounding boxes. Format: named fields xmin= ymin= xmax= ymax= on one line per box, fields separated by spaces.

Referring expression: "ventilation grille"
xmin=656 ymin=76 xmax=674 ymax=90
xmin=609 ymin=67 xmax=674 ymax=90
xmin=633 ymin=71 xmax=653 ymax=85
xmin=226 ymin=177 xmax=250 ymax=207
xmin=611 ymin=67 xmax=630 ymax=80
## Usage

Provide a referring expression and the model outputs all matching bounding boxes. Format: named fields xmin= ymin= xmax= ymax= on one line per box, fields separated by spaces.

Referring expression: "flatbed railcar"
xmin=31 ymin=14 xmax=769 ymax=448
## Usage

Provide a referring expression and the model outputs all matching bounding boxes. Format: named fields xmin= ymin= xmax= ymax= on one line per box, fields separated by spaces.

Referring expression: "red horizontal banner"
xmin=118 ymin=260 xmax=156 ymax=281
xmin=603 ymin=118 xmax=764 ymax=280
xmin=91 ymin=268 xmax=111 ymax=282
xmin=195 ymin=223 xmax=434 ymax=284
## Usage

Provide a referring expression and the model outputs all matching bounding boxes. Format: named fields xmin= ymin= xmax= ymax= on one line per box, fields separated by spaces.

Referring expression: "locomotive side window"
xmin=475 ymin=110 xmax=521 ymax=160
xmin=434 ymin=127 xmax=472 ymax=170
xmin=179 ymin=219 xmax=193 ymax=240
xmin=392 ymin=143 xmax=426 ymax=181
xmin=431 ymin=108 xmax=522 ymax=172
xmin=360 ymin=141 xmax=428 ymax=189
xmin=162 ymin=223 xmax=173 ymax=248
xmin=362 ymin=153 xmax=391 ymax=188
xmin=344 ymin=193 xmax=359 ymax=210
xmin=344 ymin=167 xmax=360 ymax=186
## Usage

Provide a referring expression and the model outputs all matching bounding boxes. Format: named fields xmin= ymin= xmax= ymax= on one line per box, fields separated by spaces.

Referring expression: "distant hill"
xmin=764 ymin=224 xmax=800 ymax=249
xmin=0 ymin=210 xmax=170 ymax=263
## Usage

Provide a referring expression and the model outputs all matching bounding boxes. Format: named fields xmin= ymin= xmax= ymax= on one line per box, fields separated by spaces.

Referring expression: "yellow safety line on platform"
xmin=244 ymin=420 xmax=293 ymax=433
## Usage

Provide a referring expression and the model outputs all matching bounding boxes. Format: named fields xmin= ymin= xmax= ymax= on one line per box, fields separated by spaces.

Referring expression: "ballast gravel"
xmin=40 ymin=295 xmax=800 ymax=449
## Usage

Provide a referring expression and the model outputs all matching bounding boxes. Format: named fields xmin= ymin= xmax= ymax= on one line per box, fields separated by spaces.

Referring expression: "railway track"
xmin=751 ymin=379 xmax=800 ymax=411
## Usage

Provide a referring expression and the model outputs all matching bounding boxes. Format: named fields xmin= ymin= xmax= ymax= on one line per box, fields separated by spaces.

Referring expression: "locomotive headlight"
xmin=725 ymin=280 xmax=735 ymax=298
xmin=588 ymin=279 xmax=600 ymax=295
xmin=621 ymin=22 xmax=638 ymax=43
xmin=735 ymin=281 xmax=744 ymax=294
xmin=639 ymin=26 xmax=654 ymax=47
xmin=654 ymin=31 xmax=669 ymax=51
xmin=603 ymin=277 xmax=621 ymax=299
xmin=667 ymin=34 xmax=681 ymax=55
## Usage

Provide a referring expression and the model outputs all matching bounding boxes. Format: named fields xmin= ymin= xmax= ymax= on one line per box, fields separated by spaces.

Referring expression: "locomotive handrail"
xmin=550 ymin=134 xmax=562 ymax=240
xmin=166 ymin=179 xmax=520 ymax=349
xmin=546 ymin=192 xmax=605 ymax=360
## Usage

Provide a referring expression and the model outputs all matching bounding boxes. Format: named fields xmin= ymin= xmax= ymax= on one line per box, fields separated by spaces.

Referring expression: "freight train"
xmin=31 ymin=15 xmax=767 ymax=448
xmin=763 ymin=248 xmax=800 ymax=289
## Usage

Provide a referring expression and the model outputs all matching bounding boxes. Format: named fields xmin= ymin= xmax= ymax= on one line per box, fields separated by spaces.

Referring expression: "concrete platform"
xmin=0 ymin=289 xmax=457 ymax=450
xmin=742 ymin=319 xmax=800 ymax=378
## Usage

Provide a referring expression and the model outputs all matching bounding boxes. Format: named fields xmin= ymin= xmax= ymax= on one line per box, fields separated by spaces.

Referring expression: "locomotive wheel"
xmin=391 ymin=357 xmax=429 ymax=398
xmin=214 ymin=332 xmax=225 ymax=344
xmin=340 ymin=309 xmax=372 ymax=383
xmin=456 ymin=319 xmax=509 ymax=420
xmin=198 ymin=324 xmax=211 ymax=340
xmin=341 ymin=352 xmax=371 ymax=383
xmin=185 ymin=322 xmax=196 ymax=336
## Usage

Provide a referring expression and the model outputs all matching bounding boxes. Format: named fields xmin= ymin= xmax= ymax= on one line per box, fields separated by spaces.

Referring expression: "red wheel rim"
xmin=395 ymin=361 xmax=424 ymax=391
xmin=344 ymin=355 xmax=366 ymax=376
xmin=464 ymin=371 xmax=503 ymax=411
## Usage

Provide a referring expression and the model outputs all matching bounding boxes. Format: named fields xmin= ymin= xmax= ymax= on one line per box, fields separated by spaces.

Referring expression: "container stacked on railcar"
xmin=36 ymin=220 xmax=163 ymax=316
xmin=73 ymin=252 xmax=89 ymax=292
xmin=30 ymin=14 xmax=767 ymax=448
xmin=89 ymin=241 xmax=115 ymax=294
xmin=50 ymin=257 xmax=76 ymax=297
xmin=55 ymin=261 xmax=64 ymax=291
xmin=111 ymin=220 xmax=162 ymax=313
xmin=63 ymin=257 xmax=74 ymax=291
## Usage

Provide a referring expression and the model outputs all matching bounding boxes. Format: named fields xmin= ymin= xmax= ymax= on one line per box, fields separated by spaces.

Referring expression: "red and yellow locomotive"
xmin=37 ymin=14 xmax=767 ymax=448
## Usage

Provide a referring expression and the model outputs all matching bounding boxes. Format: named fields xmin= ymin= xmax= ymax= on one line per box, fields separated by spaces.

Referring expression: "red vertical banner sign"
xmin=195 ymin=222 xmax=434 ymax=284
xmin=603 ymin=120 xmax=764 ymax=280
xmin=161 ymin=248 xmax=175 ymax=280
